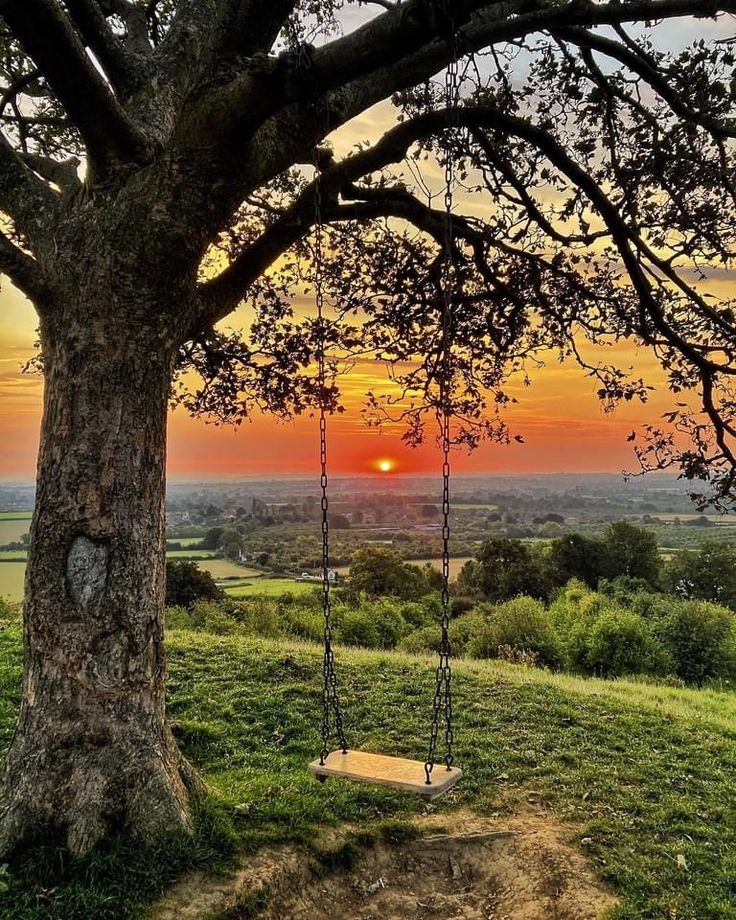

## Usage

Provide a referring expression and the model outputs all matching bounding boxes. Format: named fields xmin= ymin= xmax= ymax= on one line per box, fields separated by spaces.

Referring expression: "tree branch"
xmin=0 ymin=135 xmax=59 ymax=241
xmin=213 ymin=0 xmax=736 ymax=217
xmin=17 ymin=152 xmax=82 ymax=192
xmin=216 ymin=0 xmax=298 ymax=59
xmin=310 ymin=0 xmax=736 ymax=108
xmin=64 ymin=0 xmax=146 ymax=97
xmin=0 ymin=231 xmax=49 ymax=303
xmin=554 ymin=26 xmax=736 ymax=140
xmin=0 ymin=0 xmax=153 ymax=175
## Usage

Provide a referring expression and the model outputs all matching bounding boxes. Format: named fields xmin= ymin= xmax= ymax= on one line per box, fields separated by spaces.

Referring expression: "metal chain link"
xmin=425 ymin=37 xmax=459 ymax=786
xmin=314 ymin=115 xmax=348 ymax=765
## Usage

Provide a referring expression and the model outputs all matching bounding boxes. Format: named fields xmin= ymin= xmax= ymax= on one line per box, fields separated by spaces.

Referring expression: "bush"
xmin=450 ymin=596 xmax=476 ymax=617
xmin=190 ymin=601 xmax=240 ymax=635
xmin=165 ymin=560 xmax=223 ymax=607
xmin=549 ymin=582 xmax=615 ymax=671
xmin=398 ymin=600 xmax=435 ymax=629
xmin=165 ymin=605 xmax=194 ymax=630
xmin=449 ymin=611 xmax=486 ymax=655
xmin=397 ymin=626 xmax=440 ymax=655
xmin=0 ymin=597 xmax=20 ymax=624
xmin=653 ymin=600 xmax=736 ymax=685
xmin=586 ymin=608 xmax=664 ymax=678
xmin=467 ymin=596 xmax=562 ymax=668
xmin=363 ymin=600 xmax=410 ymax=649
xmin=337 ymin=610 xmax=380 ymax=648
xmin=235 ymin=598 xmax=280 ymax=637
xmin=282 ymin=607 xmax=324 ymax=642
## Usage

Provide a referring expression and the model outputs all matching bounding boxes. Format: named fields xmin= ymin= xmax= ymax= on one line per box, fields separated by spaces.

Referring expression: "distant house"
xmin=294 ymin=570 xmax=337 ymax=583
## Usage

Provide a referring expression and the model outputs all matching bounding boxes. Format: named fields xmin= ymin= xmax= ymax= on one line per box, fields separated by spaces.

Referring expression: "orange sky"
xmin=0 ymin=267 xmax=703 ymax=479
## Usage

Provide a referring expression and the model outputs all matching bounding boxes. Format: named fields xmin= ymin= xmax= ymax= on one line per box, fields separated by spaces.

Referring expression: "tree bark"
xmin=0 ymin=302 xmax=199 ymax=857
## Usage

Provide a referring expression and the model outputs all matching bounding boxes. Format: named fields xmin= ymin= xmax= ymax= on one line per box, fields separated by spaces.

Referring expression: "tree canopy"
xmin=0 ymin=1 xmax=735 ymax=501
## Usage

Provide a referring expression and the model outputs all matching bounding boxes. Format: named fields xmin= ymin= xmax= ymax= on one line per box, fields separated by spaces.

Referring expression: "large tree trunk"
xmin=0 ymin=302 xmax=199 ymax=857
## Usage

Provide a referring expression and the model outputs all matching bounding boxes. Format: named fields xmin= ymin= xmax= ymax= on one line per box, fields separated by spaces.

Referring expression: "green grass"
xmin=0 ymin=511 xmax=32 ymax=520
xmin=224 ymin=578 xmax=315 ymax=597
xmin=0 ymin=551 xmax=27 ymax=561
xmin=2 ymin=630 xmax=736 ymax=919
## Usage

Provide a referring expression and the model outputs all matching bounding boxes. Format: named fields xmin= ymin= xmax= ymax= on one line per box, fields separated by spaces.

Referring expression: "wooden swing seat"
xmin=309 ymin=750 xmax=462 ymax=800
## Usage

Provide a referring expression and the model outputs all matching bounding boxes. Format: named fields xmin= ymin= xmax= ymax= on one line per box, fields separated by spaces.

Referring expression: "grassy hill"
xmin=1 ymin=628 xmax=736 ymax=919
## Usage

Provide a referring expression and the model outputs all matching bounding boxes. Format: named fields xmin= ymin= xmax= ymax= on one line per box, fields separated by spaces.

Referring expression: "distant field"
xmin=453 ymin=503 xmax=499 ymax=510
xmin=166 ymin=549 xmax=217 ymax=559
xmin=0 ymin=563 xmax=25 ymax=601
xmin=0 ymin=511 xmax=32 ymax=520
xmin=199 ymin=559 xmax=262 ymax=580
xmin=335 ymin=555 xmax=473 ymax=578
xmin=224 ymin=578 xmax=315 ymax=597
xmin=167 ymin=536 xmax=206 ymax=547
xmin=0 ymin=521 xmax=30 ymax=545
xmin=652 ymin=512 xmax=736 ymax=524
xmin=0 ymin=551 xmax=27 ymax=561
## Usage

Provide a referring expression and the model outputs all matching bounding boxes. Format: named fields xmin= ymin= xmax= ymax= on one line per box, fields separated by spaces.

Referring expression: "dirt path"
xmin=151 ymin=810 xmax=617 ymax=920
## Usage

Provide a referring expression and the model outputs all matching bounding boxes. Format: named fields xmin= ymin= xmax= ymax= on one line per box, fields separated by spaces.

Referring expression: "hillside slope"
xmin=1 ymin=629 xmax=735 ymax=919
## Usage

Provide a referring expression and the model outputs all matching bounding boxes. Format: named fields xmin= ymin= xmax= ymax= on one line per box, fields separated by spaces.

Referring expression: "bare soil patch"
xmin=151 ymin=810 xmax=616 ymax=920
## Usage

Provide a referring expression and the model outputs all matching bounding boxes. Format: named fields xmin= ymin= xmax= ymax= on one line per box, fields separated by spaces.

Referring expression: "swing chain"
xmin=425 ymin=38 xmax=459 ymax=785
xmin=314 ymin=110 xmax=348 ymax=765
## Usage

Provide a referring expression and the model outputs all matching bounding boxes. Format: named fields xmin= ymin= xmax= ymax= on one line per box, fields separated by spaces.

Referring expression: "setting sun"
xmin=377 ymin=459 xmax=394 ymax=473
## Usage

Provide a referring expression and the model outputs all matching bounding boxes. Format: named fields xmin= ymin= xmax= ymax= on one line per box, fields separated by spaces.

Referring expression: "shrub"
xmin=398 ymin=600 xmax=435 ymax=629
xmin=585 ymin=608 xmax=664 ymax=678
xmin=363 ymin=600 xmax=410 ymax=649
xmin=467 ymin=596 xmax=562 ymax=668
xmin=0 ymin=597 xmax=20 ymax=624
xmin=190 ymin=601 xmax=239 ymax=635
xmin=449 ymin=611 xmax=486 ymax=655
xmin=165 ymin=560 xmax=223 ymax=607
xmin=548 ymin=582 xmax=613 ymax=671
xmin=282 ymin=607 xmax=323 ymax=642
xmin=165 ymin=605 xmax=194 ymax=630
xmin=653 ymin=600 xmax=736 ymax=685
xmin=236 ymin=598 xmax=280 ymax=637
xmin=337 ymin=610 xmax=380 ymax=648
xmin=397 ymin=626 xmax=440 ymax=655
xmin=450 ymin=596 xmax=476 ymax=617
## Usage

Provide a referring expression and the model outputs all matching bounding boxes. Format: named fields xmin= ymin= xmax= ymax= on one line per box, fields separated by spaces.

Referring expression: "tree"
xmin=548 ymin=533 xmax=606 ymax=589
xmin=0 ymin=0 xmax=735 ymax=857
xmin=600 ymin=521 xmax=662 ymax=588
xmin=348 ymin=546 xmax=429 ymax=599
xmin=165 ymin=560 xmax=224 ymax=608
xmin=667 ymin=541 xmax=736 ymax=609
xmin=462 ymin=538 xmax=552 ymax=602
xmin=202 ymin=526 xmax=226 ymax=550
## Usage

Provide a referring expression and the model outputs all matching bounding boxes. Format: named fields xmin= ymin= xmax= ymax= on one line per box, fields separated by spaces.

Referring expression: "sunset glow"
xmin=377 ymin=459 xmax=394 ymax=473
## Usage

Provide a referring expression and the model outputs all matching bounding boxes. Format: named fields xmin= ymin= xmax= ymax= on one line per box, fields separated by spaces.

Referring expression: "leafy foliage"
xmin=165 ymin=560 xmax=223 ymax=608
